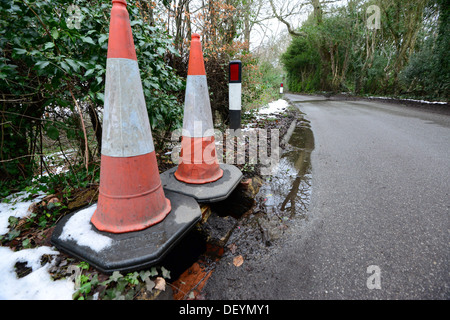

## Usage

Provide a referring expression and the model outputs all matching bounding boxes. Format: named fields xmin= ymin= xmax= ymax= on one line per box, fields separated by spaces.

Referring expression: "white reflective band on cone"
xmin=229 ymin=83 xmax=242 ymax=111
xmin=183 ymin=75 xmax=214 ymax=138
xmin=102 ymin=58 xmax=155 ymax=157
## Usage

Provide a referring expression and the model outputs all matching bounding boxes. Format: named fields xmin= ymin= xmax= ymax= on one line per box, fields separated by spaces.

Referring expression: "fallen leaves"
xmin=228 ymin=244 xmax=243 ymax=267
xmin=233 ymin=255 xmax=244 ymax=267
xmin=154 ymin=277 xmax=166 ymax=291
xmin=228 ymin=243 xmax=237 ymax=254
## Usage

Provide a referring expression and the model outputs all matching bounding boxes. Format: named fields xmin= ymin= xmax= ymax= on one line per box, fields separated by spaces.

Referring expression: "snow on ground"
xmin=369 ymin=96 xmax=448 ymax=104
xmin=242 ymin=99 xmax=290 ymax=130
xmin=0 ymin=191 xmax=46 ymax=235
xmin=0 ymin=246 xmax=74 ymax=300
xmin=0 ymin=191 xmax=75 ymax=300
xmin=38 ymin=149 xmax=75 ymax=177
xmin=402 ymin=98 xmax=447 ymax=104
xmin=257 ymin=99 xmax=289 ymax=117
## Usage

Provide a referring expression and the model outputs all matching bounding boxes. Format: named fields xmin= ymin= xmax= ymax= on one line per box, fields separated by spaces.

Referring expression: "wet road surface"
xmin=203 ymin=94 xmax=449 ymax=299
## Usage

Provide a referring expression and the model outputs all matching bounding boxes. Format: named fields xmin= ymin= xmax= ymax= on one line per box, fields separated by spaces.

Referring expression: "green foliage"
xmin=281 ymin=0 xmax=448 ymax=100
xmin=127 ymin=5 xmax=184 ymax=136
xmin=400 ymin=0 xmax=449 ymax=99
xmin=72 ymin=262 xmax=172 ymax=300
xmin=0 ymin=0 xmax=183 ymax=182
xmin=240 ymin=55 xmax=282 ymax=111
xmin=281 ymin=26 xmax=322 ymax=92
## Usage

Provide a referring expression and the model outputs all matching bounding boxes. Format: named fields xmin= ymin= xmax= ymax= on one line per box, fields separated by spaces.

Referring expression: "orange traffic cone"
xmin=91 ymin=0 xmax=171 ymax=233
xmin=174 ymin=33 xmax=224 ymax=184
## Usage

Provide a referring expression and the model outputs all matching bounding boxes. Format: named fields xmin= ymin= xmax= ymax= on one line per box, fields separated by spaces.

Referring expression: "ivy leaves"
xmin=13 ymin=0 xmax=181 ymax=129
xmin=1 ymin=0 xmax=183 ymax=180
xmin=71 ymin=262 xmax=172 ymax=300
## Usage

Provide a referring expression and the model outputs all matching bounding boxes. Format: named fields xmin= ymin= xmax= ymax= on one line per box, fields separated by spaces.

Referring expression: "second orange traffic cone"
xmin=174 ymin=34 xmax=223 ymax=184
xmin=90 ymin=0 xmax=171 ymax=233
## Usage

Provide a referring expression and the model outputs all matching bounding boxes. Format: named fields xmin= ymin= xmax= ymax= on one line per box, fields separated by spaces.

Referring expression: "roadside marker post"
xmin=229 ymin=60 xmax=242 ymax=130
xmin=51 ymin=0 xmax=201 ymax=273
xmin=280 ymin=83 xmax=284 ymax=95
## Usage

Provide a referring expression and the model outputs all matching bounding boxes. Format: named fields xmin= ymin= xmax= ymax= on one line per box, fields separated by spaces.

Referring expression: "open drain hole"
xmin=157 ymin=181 xmax=258 ymax=300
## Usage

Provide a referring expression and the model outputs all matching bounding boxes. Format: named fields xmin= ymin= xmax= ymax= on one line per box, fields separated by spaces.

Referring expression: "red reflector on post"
xmin=230 ymin=64 xmax=240 ymax=82
xmin=229 ymin=60 xmax=242 ymax=83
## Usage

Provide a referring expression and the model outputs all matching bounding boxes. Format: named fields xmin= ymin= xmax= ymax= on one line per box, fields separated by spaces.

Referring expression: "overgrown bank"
xmin=281 ymin=0 xmax=449 ymax=102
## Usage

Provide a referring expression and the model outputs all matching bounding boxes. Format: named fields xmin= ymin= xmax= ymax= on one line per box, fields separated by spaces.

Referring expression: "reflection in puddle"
xmin=256 ymin=116 xmax=315 ymax=223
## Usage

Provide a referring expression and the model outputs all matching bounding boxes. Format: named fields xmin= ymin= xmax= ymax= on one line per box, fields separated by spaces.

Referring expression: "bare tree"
xmin=268 ymin=0 xmax=308 ymax=36
xmin=268 ymin=0 xmax=340 ymax=36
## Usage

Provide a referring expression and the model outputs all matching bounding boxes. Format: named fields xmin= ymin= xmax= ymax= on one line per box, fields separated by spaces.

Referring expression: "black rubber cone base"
xmin=160 ymin=164 xmax=243 ymax=203
xmin=51 ymin=191 xmax=201 ymax=274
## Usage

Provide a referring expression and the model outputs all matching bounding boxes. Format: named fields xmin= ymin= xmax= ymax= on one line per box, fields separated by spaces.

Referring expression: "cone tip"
xmin=187 ymin=33 xmax=205 ymax=75
xmin=107 ymin=0 xmax=137 ymax=60
xmin=112 ymin=0 xmax=127 ymax=5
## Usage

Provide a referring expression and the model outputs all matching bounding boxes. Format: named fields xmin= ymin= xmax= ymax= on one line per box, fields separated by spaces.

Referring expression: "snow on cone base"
xmin=51 ymin=191 xmax=201 ymax=273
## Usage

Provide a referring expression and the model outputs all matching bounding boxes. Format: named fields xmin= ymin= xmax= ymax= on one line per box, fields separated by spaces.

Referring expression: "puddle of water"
xmin=216 ymin=115 xmax=315 ymax=256
xmin=256 ymin=117 xmax=315 ymax=222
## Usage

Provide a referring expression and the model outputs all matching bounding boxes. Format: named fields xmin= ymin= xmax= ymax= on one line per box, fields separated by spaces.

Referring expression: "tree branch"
xmin=268 ymin=0 xmax=306 ymax=37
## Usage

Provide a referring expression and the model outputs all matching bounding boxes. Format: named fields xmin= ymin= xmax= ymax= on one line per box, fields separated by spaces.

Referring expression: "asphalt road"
xmin=202 ymin=94 xmax=449 ymax=300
